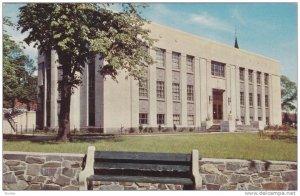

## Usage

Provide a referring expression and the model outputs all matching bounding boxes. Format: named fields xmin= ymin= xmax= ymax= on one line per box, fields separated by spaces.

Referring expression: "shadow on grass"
xmin=3 ymin=133 xmax=124 ymax=144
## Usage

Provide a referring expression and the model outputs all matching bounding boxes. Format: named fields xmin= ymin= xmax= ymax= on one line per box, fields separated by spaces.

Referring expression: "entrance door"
xmin=213 ymin=89 xmax=223 ymax=123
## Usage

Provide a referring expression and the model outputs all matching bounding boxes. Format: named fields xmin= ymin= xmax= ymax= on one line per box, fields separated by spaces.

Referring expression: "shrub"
xmin=139 ymin=124 xmax=143 ymax=133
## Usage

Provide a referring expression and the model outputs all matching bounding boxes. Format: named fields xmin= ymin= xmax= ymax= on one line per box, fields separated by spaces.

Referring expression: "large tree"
xmin=18 ymin=3 xmax=155 ymax=141
xmin=3 ymin=17 xmax=37 ymax=110
xmin=281 ymin=75 xmax=297 ymax=112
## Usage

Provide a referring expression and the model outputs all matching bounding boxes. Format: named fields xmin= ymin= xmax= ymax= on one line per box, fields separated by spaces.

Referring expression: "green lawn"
xmin=3 ymin=133 xmax=297 ymax=161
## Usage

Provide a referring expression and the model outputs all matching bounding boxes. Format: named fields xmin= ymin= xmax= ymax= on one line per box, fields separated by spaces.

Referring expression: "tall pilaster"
xmin=206 ymin=60 xmax=212 ymax=121
xmin=50 ymin=50 xmax=58 ymax=129
xmin=229 ymin=65 xmax=236 ymax=121
xmin=180 ymin=55 xmax=187 ymax=126
xmin=149 ymin=49 xmax=157 ymax=127
xmin=165 ymin=50 xmax=173 ymax=127
xmin=253 ymin=71 xmax=258 ymax=121
xmin=95 ymin=54 xmax=103 ymax=127
xmin=244 ymin=69 xmax=250 ymax=125
xmin=80 ymin=63 xmax=89 ymax=127
xmin=235 ymin=66 xmax=241 ymax=121
xmin=261 ymin=72 xmax=266 ymax=124
xmin=194 ymin=57 xmax=201 ymax=126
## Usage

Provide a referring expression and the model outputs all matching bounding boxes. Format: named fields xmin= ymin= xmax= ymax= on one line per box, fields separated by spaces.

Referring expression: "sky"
xmin=2 ymin=2 xmax=298 ymax=83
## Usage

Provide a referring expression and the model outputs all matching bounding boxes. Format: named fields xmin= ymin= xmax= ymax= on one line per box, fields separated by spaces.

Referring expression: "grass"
xmin=3 ymin=132 xmax=297 ymax=161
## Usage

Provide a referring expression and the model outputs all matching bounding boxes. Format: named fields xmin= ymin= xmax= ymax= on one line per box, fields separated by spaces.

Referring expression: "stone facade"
xmin=37 ymin=22 xmax=282 ymax=133
xmin=3 ymin=151 xmax=296 ymax=191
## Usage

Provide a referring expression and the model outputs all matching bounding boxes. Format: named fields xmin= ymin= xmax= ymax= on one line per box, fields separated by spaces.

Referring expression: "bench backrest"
xmin=93 ymin=151 xmax=192 ymax=178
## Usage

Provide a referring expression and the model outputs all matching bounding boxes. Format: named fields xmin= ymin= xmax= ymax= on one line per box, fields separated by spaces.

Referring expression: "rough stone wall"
xmin=3 ymin=152 xmax=297 ymax=191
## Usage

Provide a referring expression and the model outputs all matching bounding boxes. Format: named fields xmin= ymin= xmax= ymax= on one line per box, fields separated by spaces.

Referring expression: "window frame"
xmin=156 ymin=81 xmax=165 ymax=99
xmin=139 ymin=79 xmax=148 ymax=98
xmin=186 ymin=55 xmax=194 ymax=73
xmin=239 ymin=68 xmax=245 ymax=81
xmin=187 ymin=85 xmax=194 ymax=102
xmin=248 ymin=70 xmax=253 ymax=83
xmin=157 ymin=114 xmax=165 ymax=125
xmin=155 ymin=48 xmax=165 ymax=67
xmin=172 ymin=52 xmax=180 ymax=70
xmin=172 ymin=83 xmax=180 ymax=101
xmin=257 ymin=94 xmax=261 ymax=107
xmin=139 ymin=113 xmax=148 ymax=125
xmin=240 ymin=92 xmax=245 ymax=106
xmin=249 ymin=93 xmax=253 ymax=107
xmin=211 ymin=61 xmax=225 ymax=78
xmin=187 ymin=115 xmax=194 ymax=125
xmin=173 ymin=114 xmax=181 ymax=125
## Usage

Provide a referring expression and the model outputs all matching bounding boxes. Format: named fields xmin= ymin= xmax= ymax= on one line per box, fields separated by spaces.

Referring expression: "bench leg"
xmin=78 ymin=146 xmax=96 ymax=190
xmin=87 ymin=180 xmax=93 ymax=190
xmin=183 ymin=185 xmax=193 ymax=190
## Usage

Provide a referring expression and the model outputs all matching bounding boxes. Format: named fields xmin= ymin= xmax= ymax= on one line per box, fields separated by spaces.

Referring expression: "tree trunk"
xmin=56 ymin=77 xmax=72 ymax=142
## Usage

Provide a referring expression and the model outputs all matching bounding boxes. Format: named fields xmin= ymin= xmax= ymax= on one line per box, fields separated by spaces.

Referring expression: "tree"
xmin=18 ymin=3 xmax=155 ymax=141
xmin=281 ymin=75 xmax=297 ymax=112
xmin=3 ymin=17 xmax=37 ymax=110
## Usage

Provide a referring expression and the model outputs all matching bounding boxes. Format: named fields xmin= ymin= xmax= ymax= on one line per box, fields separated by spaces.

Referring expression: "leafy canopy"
xmin=18 ymin=3 xmax=155 ymax=90
xmin=281 ymin=75 xmax=297 ymax=112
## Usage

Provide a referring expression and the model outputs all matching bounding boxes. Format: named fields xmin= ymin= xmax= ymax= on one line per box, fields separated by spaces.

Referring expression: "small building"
xmin=36 ymin=22 xmax=282 ymax=133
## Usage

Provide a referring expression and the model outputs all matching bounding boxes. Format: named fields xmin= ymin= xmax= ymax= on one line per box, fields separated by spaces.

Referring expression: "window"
xmin=241 ymin=116 xmax=245 ymax=124
xmin=250 ymin=116 xmax=253 ymax=122
xmin=156 ymin=49 xmax=165 ymax=67
xmin=211 ymin=61 xmax=225 ymax=77
xmin=172 ymin=52 xmax=180 ymax=69
xmin=264 ymin=74 xmax=269 ymax=86
xmin=139 ymin=80 xmax=148 ymax=98
xmin=186 ymin=55 xmax=194 ymax=72
xmin=248 ymin=70 xmax=253 ymax=83
xmin=266 ymin=117 xmax=270 ymax=125
xmin=239 ymin=68 xmax=245 ymax=81
xmin=257 ymin=94 xmax=261 ymax=107
xmin=258 ymin=117 xmax=262 ymax=121
xmin=173 ymin=114 xmax=180 ymax=125
xmin=265 ymin=95 xmax=269 ymax=108
xmin=156 ymin=81 xmax=165 ymax=99
xmin=187 ymin=115 xmax=194 ymax=125
xmin=240 ymin=92 xmax=245 ymax=106
xmin=157 ymin=114 xmax=165 ymax=125
xmin=172 ymin=83 xmax=180 ymax=101
xmin=249 ymin=93 xmax=253 ymax=107
xmin=257 ymin=72 xmax=261 ymax=85
xmin=187 ymin=85 xmax=194 ymax=101
xmin=139 ymin=113 xmax=148 ymax=124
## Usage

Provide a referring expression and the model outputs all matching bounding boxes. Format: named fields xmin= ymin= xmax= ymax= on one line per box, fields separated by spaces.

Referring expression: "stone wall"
xmin=3 ymin=151 xmax=297 ymax=191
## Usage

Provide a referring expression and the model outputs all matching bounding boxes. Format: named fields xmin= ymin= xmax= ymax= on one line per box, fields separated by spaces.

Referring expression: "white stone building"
xmin=36 ymin=22 xmax=282 ymax=133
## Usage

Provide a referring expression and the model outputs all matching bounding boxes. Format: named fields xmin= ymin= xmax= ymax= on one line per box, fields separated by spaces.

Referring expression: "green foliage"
xmin=281 ymin=75 xmax=297 ymax=112
xmin=3 ymin=17 xmax=37 ymax=109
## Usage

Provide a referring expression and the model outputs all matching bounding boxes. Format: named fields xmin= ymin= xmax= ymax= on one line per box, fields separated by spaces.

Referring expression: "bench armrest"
xmin=192 ymin=149 xmax=202 ymax=190
xmin=79 ymin=146 xmax=95 ymax=190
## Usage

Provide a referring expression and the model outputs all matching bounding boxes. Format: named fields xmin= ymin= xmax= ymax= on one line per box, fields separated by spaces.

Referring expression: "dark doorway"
xmin=213 ymin=89 xmax=224 ymax=123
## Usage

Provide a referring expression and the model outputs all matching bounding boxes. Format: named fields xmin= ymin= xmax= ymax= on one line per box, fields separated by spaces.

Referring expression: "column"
xmin=230 ymin=65 xmax=236 ymax=121
xmin=149 ymin=49 xmax=157 ymax=127
xmin=43 ymin=61 xmax=47 ymax=128
xmin=165 ymin=50 xmax=173 ymax=127
xmin=70 ymin=72 xmax=81 ymax=130
xmin=253 ymin=71 xmax=258 ymax=121
xmin=206 ymin=60 xmax=212 ymax=121
xmin=180 ymin=55 xmax=187 ymax=126
xmin=194 ymin=57 xmax=201 ymax=126
xmin=235 ymin=66 xmax=241 ymax=121
xmin=80 ymin=62 xmax=89 ymax=127
xmin=95 ymin=54 xmax=103 ymax=127
xmin=262 ymin=72 xmax=267 ymax=124
xmin=224 ymin=64 xmax=231 ymax=120
xmin=50 ymin=50 xmax=58 ymax=129
xmin=244 ymin=69 xmax=250 ymax=125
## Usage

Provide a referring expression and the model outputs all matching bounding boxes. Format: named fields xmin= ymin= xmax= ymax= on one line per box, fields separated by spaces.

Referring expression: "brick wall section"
xmin=3 ymin=151 xmax=297 ymax=190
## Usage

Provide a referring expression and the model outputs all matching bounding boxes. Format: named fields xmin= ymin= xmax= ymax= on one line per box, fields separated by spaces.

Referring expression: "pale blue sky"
xmin=3 ymin=3 xmax=298 ymax=83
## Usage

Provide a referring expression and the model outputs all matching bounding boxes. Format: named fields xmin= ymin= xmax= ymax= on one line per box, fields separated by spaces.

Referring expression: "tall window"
xmin=248 ymin=70 xmax=253 ymax=83
xmin=173 ymin=114 xmax=180 ymax=125
xmin=88 ymin=58 xmax=95 ymax=126
xmin=211 ymin=61 xmax=225 ymax=77
xmin=240 ymin=92 xmax=245 ymax=106
xmin=257 ymin=94 xmax=261 ymax=107
xmin=139 ymin=80 xmax=148 ymax=98
xmin=187 ymin=115 xmax=194 ymax=125
xmin=172 ymin=83 xmax=180 ymax=101
xmin=139 ymin=113 xmax=148 ymax=124
xmin=257 ymin=72 xmax=261 ymax=85
xmin=186 ymin=55 xmax=194 ymax=72
xmin=265 ymin=95 xmax=269 ymax=108
xmin=264 ymin=74 xmax=269 ymax=86
xmin=187 ymin=85 xmax=194 ymax=101
xmin=239 ymin=68 xmax=245 ymax=81
xmin=156 ymin=48 xmax=165 ymax=67
xmin=172 ymin=52 xmax=180 ymax=69
xmin=249 ymin=93 xmax=253 ymax=107
xmin=157 ymin=114 xmax=165 ymax=125
xmin=156 ymin=81 xmax=165 ymax=99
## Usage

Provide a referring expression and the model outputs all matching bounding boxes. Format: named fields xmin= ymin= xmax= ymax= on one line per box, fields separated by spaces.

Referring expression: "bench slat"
xmin=94 ymin=162 xmax=191 ymax=173
xmin=94 ymin=151 xmax=191 ymax=163
xmin=87 ymin=175 xmax=194 ymax=185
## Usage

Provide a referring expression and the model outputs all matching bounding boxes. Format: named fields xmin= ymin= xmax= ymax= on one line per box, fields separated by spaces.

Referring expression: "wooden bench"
xmin=79 ymin=146 xmax=202 ymax=190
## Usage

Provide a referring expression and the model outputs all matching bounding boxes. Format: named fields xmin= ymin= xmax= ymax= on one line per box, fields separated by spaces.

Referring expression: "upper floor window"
xmin=156 ymin=81 xmax=165 ymax=99
xmin=248 ymin=70 xmax=253 ymax=83
xmin=249 ymin=93 xmax=253 ymax=107
xmin=172 ymin=83 xmax=180 ymax=101
xmin=264 ymin=74 xmax=269 ymax=86
xmin=139 ymin=79 xmax=148 ymax=98
xmin=257 ymin=72 xmax=261 ymax=85
xmin=187 ymin=85 xmax=194 ymax=101
xmin=156 ymin=48 xmax=165 ymax=67
xmin=186 ymin=55 xmax=194 ymax=73
xmin=257 ymin=94 xmax=261 ymax=107
xmin=172 ymin=52 xmax=180 ymax=69
xmin=265 ymin=95 xmax=269 ymax=108
xmin=211 ymin=61 xmax=225 ymax=77
xmin=239 ymin=68 xmax=245 ymax=81
xmin=240 ymin=92 xmax=245 ymax=106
